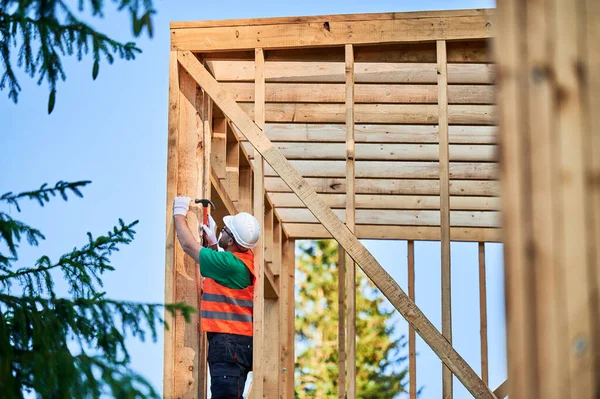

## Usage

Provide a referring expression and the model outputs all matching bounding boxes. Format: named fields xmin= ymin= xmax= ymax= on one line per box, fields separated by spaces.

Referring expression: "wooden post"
xmin=264 ymin=203 xmax=280 ymax=398
xmin=252 ymin=47 xmax=266 ymax=399
xmin=172 ymin=65 xmax=201 ymax=399
xmin=211 ymin=117 xmax=227 ymax=180
xmin=280 ymin=238 xmax=296 ymax=399
xmin=478 ymin=243 xmax=488 ymax=386
xmin=497 ymin=0 xmax=600 ymax=397
xmin=164 ymin=50 xmax=179 ymax=399
xmin=338 ymin=245 xmax=346 ymax=399
xmin=225 ymin=122 xmax=240 ymax=201
xmin=408 ymin=240 xmax=416 ymax=399
xmin=437 ymin=39 xmax=453 ymax=399
xmin=344 ymin=43 xmax=357 ymax=399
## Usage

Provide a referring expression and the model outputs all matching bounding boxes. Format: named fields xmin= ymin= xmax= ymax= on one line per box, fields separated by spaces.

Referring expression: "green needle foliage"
xmin=0 ymin=0 xmax=156 ymax=113
xmin=295 ymin=240 xmax=410 ymax=398
xmin=0 ymin=181 xmax=194 ymax=398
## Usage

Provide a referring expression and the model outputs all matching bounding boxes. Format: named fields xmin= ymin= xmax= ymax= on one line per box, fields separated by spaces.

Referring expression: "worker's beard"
xmin=217 ymin=231 xmax=228 ymax=250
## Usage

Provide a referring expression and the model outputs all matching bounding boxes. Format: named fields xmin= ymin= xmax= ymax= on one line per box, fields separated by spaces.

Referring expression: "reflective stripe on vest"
xmin=200 ymin=250 xmax=255 ymax=337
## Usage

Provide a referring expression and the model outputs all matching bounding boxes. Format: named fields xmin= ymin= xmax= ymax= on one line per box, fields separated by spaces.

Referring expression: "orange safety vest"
xmin=200 ymin=250 xmax=255 ymax=336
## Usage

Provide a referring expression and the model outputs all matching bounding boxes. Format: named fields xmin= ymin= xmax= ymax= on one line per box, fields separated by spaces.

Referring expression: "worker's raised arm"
xmin=173 ymin=196 xmax=202 ymax=260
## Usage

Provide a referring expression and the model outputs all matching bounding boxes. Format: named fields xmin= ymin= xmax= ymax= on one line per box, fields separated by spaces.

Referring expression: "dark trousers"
xmin=207 ymin=332 xmax=253 ymax=399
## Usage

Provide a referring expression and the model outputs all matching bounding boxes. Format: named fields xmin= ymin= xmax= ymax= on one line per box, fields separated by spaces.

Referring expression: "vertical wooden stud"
xmin=252 ymin=47 xmax=266 ymax=399
xmin=408 ymin=240 xmax=417 ymax=399
xmin=478 ymin=243 xmax=488 ymax=386
xmin=338 ymin=245 xmax=346 ymax=399
xmin=344 ymin=43 xmax=357 ymax=399
xmin=164 ymin=50 xmax=179 ymax=399
xmin=437 ymin=39 xmax=453 ymax=399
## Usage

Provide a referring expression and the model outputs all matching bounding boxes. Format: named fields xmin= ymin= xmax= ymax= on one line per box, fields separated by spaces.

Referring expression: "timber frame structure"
xmin=165 ymin=5 xmax=600 ymax=399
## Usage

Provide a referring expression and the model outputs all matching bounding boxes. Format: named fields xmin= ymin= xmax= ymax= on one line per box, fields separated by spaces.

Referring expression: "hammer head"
xmin=194 ymin=198 xmax=216 ymax=209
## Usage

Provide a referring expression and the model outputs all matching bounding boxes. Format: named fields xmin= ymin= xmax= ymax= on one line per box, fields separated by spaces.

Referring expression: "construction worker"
xmin=173 ymin=196 xmax=260 ymax=399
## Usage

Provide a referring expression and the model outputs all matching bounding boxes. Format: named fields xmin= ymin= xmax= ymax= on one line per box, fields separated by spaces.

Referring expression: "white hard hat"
xmin=223 ymin=212 xmax=261 ymax=249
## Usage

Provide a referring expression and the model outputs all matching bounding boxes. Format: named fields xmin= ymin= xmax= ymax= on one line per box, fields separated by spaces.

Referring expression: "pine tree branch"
xmin=1 ymin=181 xmax=91 ymax=211
xmin=0 ymin=219 xmax=140 ymax=301
xmin=0 ymin=0 xmax=155 ymax=113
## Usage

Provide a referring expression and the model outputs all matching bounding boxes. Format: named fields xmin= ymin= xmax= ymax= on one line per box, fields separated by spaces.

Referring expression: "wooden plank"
xmin=237 ymin=103 xmax=496 ymax=125
xmin=238 ymin=152 xmax=253 ymax=213
xmin=264 ymin=296 xmax=280 ymax=397
xmin=252 ymin=47 xmax=266 ymax=399
xmin=177 ymin=51 xmax=497 ymax=398
xmin=202 ymin=40 xmax=492 ymax=63
xmin=259 ymin=160 xmax=498 ymax=180
xmin=554 ymin=1 xmax=595 ymax=396
xmin=338 ymin=245 xmax=346 ymax=399
xmin=267 ymin=193 xmax=500 ymax=211
xmin=280 ymin=238 xmax=296 ymax=399
xmin=171 ymin=9 xmax=494 ymax=29
xmin=496 ymin=0 xmax=538 ymax=397
xmin=345 ymin=43 xmax=357 ymax=399
xmin=211 ymin=117 xmax=227 ymax=179
xmin=526 ymin=0 xmax=566 ymax=397
xmin=438 ymin=40 xmax=453 ymax=399
xmin=265 ymin=178 xmax=500 ymax=197
xmin=265 ymin=200 xmax=274 ymax=268
xmin=274 ymin=208 xmax=501 ymax=228
xmin=199 ymin=87 xmax=212 ymax=399
xmin=174 ymin=66 xmax=201 ymax=399
xmin=171 ymin=13 xmax=494 ymax=51
xmin=272 ymin=216 xmax=282 ymax=276
xmin=164 ymin=50 xmax=179 ymax=399
xmin=478 ymin=243 xmax=488 ymax=386
xmin=241 ymin=142 xmax=497 ymax=162
xmin=583 ymin=0 xmax=600 ymax=389
xmin=258 ymin=124 xmax=497 ymax=145
xmin=225 ymin=122 xmax=240 ymax=201
xmin=223 ymin=82 xmax=495 ymax=104
xmin=283 ymin=223 xmax=502 ymax=242
xmin=408 ymin=240 xmax=416 ymax=399
xmin=208 ymin=61 xmax=495 ymax=84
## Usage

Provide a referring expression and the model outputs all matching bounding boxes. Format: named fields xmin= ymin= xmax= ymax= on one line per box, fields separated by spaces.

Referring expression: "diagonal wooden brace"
xmin=177 ymin=49 xmax=497 ymax=399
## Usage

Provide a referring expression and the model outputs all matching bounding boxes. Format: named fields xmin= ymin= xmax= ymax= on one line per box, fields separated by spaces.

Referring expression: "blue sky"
xmin=0 ymin=0 xmax=502 ymax=397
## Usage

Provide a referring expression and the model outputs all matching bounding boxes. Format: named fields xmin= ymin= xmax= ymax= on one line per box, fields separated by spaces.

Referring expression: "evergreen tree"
xmin=0 ymin=181 xmax=194 ymax=398
xmin=0 ymin=0 xmax=156 ymax=113
xmin=295 ymin=240 xmax=409 ymax=398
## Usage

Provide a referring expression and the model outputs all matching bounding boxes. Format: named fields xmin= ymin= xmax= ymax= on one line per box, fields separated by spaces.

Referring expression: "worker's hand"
xmin=173 ymin=196 xmax=191 ymax=216
xmin=200 ymin=214 xmax=218 ymax=246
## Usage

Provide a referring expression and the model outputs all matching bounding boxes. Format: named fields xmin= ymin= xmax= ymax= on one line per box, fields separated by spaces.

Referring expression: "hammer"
xmin=195 ymin=199 xmax=216 ymax=245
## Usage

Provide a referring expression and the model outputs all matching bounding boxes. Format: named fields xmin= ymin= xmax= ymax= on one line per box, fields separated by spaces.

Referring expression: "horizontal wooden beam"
xmin=208 ymin=61 xmax=495 ymax=84
xmin=265 ymin=177 xmax=500 ymax=196
xmin=257 ymin=160 xmax=498 ymax=179
xmin=171 ymin=9 xmax=494 ymax=29
xmin=176 ymin=50 xmax=497 ymax=399
xmin=242 ymin=142 xmax=497 ymax=162
xmin=283 ymin=223 xmax=502 ymax=242
xmin=202 ymin=40 xmax=492 ymax=63
xmin=275 ymin=208 xmax=501 ymax=227
xmin=254 ymin=124 xmax=496 ymax=144
xmin=223 ymin=83 xmax=495 ymax=104
xmin=171 ymin=11 xmax=494 ymax=51
xmin=267 ymin=193 xmax=500 ymax=211
xmin=238 ymin=103 xmax=496 ymax=125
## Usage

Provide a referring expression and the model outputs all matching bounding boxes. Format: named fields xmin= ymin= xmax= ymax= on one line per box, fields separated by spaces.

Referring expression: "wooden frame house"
xmin=164 ymin=4 xmax=600 ymax=399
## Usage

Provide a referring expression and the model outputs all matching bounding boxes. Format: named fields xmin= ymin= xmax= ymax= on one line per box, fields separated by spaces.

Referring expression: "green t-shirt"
xmin=198 ymin=247 xmax=251 ymax=289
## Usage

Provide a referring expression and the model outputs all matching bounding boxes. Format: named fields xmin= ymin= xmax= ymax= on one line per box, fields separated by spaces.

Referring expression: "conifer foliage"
xmin=0 ymin=181 xmax=193 ymax=398
xmin=295 ymin=240 xmax=409 ymax=398
xmin=0 ymin=0 xmax=156 ymax=113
